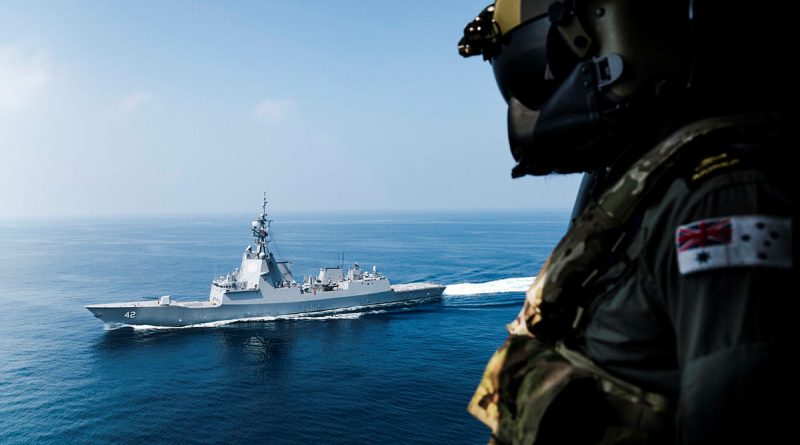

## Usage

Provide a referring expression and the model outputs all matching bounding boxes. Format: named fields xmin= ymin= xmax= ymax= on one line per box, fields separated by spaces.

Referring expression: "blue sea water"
xmin=0 ymin=211 xmax=568 ymax=444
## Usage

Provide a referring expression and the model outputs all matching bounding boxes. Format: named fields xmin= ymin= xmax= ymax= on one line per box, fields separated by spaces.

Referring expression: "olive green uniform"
xmin=582 ymin=137 xmax=794 ymax=443
xmin=468 ymin=116 xmax=794 ymax=444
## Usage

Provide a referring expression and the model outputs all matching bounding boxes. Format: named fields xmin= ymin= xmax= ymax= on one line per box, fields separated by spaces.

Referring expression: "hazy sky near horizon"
xmin=0 ymin=0 xmax=581 ymax=218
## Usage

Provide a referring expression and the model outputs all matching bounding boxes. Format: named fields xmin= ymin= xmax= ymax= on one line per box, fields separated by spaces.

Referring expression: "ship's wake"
xmin=443 ymin=276 xmax=534 ymax=297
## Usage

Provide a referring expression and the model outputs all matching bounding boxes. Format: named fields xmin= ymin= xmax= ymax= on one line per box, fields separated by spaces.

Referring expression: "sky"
xmin=0 ymin=0 xmax=581 ymax=218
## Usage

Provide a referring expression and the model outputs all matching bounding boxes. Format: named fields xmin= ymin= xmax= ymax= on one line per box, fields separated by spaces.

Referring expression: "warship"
xmin=86 ymin=197 xmax=445 ymax=327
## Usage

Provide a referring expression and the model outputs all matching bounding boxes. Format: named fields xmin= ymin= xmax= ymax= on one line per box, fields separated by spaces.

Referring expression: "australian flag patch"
xmin=675 ymin=215 xmax=793 ymax=274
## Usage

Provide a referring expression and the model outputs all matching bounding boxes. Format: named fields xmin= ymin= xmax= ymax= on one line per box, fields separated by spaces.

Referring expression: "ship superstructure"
xmin=86 ymin=196 xmax=444 ymax=327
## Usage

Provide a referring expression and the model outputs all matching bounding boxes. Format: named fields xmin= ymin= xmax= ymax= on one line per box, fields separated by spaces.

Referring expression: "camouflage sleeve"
xmin=651 ymin=161 xmax=794 ymax=444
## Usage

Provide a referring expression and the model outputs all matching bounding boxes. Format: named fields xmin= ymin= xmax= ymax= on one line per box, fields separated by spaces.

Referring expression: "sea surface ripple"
xmin=0 ymin=211 xmax=567 ymax=444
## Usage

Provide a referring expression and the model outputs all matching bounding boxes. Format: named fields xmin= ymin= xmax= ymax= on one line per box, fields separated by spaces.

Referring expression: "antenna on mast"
xmin=252 ymin=192 xmax=272 ymax=258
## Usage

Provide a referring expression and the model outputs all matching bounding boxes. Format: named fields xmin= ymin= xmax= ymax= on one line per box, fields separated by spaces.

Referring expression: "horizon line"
xmin=0 ymin=207 xmax=573 ymax=222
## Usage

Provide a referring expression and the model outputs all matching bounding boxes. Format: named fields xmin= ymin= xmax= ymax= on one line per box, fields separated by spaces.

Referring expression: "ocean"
xmin=0 ymin=211 xmax=568 ymax=444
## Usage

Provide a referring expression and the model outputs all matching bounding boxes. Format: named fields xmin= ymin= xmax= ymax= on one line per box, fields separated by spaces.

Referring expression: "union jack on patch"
xmin=676 ymin=218 xmax=732 ymax=252
xmin=675 ymin=215 xmax=793 ymax=275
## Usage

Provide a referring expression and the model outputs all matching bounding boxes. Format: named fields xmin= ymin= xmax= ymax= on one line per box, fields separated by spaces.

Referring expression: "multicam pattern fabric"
xmin=469 ymin=335 xmax=595 ymax=444
xmin=468 ymin=114 xmax=775 ymax=440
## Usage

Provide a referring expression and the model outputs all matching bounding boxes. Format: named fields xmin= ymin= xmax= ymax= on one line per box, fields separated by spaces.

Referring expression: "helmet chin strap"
xmin=509 ymin=53 xmax=625 ymax=177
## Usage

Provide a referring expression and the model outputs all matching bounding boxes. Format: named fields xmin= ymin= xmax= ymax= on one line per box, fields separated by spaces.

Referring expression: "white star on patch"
xmin=675 ymin=215 xmax=793 ymax=275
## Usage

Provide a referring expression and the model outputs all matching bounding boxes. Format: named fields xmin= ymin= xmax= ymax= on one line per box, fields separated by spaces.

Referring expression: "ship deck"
xmin=86 ymin=300 xmax=214 ymax=309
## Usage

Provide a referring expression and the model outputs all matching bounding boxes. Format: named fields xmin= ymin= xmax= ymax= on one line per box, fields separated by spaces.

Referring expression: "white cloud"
xmin=0 ymin=44 xmax=49 ymax=114
xmin=120 ymin=90 xmax=153 ymax=112
xmin=253 ymin=98 xmax=294 ymax=121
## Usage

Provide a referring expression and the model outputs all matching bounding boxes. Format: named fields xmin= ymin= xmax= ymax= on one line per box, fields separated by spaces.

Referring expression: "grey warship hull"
xmin=86 ymin=197 xmax=446 ymax=328
xmin=87 ymin=284 xmax=445 ymax=327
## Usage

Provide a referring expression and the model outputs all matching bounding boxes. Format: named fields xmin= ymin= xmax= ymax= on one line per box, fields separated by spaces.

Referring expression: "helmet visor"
xmin=491 ymin=14 xmax=555 ymax=110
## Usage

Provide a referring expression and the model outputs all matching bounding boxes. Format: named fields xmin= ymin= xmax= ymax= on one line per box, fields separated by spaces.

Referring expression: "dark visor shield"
xmin=490 ymin=14 xmax=555 ymax=109
xmin=459 ymin=5 xmax=555 ymax=110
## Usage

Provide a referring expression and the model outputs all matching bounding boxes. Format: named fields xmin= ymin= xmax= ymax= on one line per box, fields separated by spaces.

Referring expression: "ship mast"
xmin=252 ymin=192 xmax=272 ymax=259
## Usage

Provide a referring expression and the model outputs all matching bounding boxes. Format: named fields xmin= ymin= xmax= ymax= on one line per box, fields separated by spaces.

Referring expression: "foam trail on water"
xmin=118 ymin=312 xmax=367 ymax=331
xmin=443 ymin=276 xmax=535 ymax=296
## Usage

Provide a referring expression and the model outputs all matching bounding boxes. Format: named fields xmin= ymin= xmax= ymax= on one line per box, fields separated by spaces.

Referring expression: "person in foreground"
xmin=458 ymin=0 xmax=793 ymax=443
